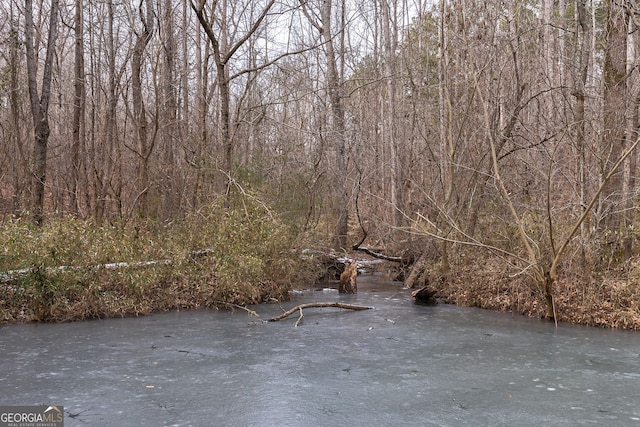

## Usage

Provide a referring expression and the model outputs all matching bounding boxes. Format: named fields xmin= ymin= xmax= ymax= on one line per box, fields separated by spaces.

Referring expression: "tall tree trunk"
xmin=8 ymin=13 xmax=27 ymax=214
xmin=218 ymin=60 xmax=233 ymax=194
xmin=160 ymin=0 xmax=179 ymax=218
xmin=131 ymin=0 xmax=155 ymax=218
xmin=192 ymin=21 xmax=209 ymax=209
xmin=542 ymin=0 xmax=555 ymax=90
xmin=93 ymin=0 xmax=118 ymax=224
xmin=24 ymin=0 xmax=59 ymax=225
xmin=601 ymin=0 xmax=627 ymax=232
xmin=381 ymin=0 xmax=402 ymax=229
xmin=181 ymin=0 xmax=190 ymax=134
xmin=161 ymin=0 xmax=177 ymax=166
xmin=72 ymin=0 xmax=86 ymax=216
xmin=574 ymin=0 xmax=592 ymax=262
xmin=320 ymin=0 xmax=349 ymax=250
xmin=437 ymin=0 xmax=452 ymax=272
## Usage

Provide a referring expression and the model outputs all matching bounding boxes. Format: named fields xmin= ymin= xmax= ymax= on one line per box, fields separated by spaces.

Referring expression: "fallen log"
xmin=403 ymin=252 xmax=430 ymax=289
xmin=351 ymin=245 xmax=404 ymax=263
xmin=411 ymin=285 xmax=438 ymax=305
xmin=268 ymin=302 xmax=373 ymax=322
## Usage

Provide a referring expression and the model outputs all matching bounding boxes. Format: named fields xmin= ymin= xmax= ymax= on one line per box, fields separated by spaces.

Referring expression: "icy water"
xmin=1 ymin=275 xmax=640 ymax=426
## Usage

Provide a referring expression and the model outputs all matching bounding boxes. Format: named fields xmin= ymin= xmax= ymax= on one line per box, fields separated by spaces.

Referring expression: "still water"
xmin=1 ymin=275 xmax=639 ymax=426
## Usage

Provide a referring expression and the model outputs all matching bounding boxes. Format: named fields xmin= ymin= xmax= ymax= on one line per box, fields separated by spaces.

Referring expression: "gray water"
xmin=1 ymin=274 xmax=640 ymax=426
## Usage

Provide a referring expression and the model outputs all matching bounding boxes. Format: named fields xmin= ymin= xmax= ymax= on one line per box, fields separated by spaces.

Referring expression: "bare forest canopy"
xmin=2 ymin=0 xmax=640 ymax=327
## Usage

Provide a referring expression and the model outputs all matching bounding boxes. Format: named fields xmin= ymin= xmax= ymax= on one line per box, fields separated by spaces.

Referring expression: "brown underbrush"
xmin=432 ymin=254 xmax=640 ymax=330
xmin=0 ymin=194 xmax=320 ymax=323
xmin=0 ymin=265 xmax=295 ymax=323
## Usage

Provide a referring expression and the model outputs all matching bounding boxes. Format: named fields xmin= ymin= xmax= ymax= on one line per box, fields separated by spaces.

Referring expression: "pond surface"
xmin=1 ymin=275 xmax=640 ymax=426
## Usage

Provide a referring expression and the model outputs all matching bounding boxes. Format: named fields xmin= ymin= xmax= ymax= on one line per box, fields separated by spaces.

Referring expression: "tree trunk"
xmin=192 ymin=21 xmax=209 ymax=209
xmin=131 ymin=0 xmax=155 ymax=218
xmin=72 ymin=0 xmax=86 ymax=216
xmin=574 ymin=0 xmax=592 ymax=256
xmin=320 ymin=0 xmax=349 ymax=250
xmin=403 ymin=252 xmax=430 ymax=289
xmin=25 ymin=0 xmax=59 ymax=225
xmin=159 ymin=0 xmax=180 ymax=218
xmin=93 ymin=0 xmax=118 ymax=224
xmin=601 ymin=0 xmax=627 ymax=232
xmin=437 ymin=0 xmax=452 ymax=273
xmin=381 ymin=0 xmax=403 ymax=229
xmin=8 ymin=11 xmax=27 ymax=214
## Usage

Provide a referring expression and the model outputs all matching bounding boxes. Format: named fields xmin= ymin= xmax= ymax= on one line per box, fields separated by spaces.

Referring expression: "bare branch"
xmin=225 ymin=0 xmax=276 ymax=62
xmin=229 ymin=43 xmax=321 ymax=81
xmin=298 ymin=0 xmax=323 ymax=33
xmin=549 ymin=135 xmax=640 ymax=280
xmin=268 ymin=303 xmax=373 ymax=322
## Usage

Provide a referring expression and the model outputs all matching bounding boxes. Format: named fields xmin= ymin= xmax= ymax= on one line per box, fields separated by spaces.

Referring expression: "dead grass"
xmin=0 ymin=194 xmax=322 ymax=323
xmin=431 ymin=254 xmax=640 ymax=330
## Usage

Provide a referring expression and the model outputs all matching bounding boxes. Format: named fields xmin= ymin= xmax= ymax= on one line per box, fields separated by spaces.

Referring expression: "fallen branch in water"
xmin=213 ymin=301 xmax=261 ymax=317
xmin=295 ymin=306 xmax=304 ymax=327
xmin=268 ymin=302 xmax=373 ymax=323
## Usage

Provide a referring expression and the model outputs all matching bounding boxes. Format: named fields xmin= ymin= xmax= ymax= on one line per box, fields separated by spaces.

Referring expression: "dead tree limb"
xmin=295 ymin=307 xmax=304 ymax=327
xmin=213 ymin=301 xmax=261 ymax=317
xmin=351 ymin=174 xmax=403 ymax=264
xmin=351 ymin=245 xmax=404 ymax=263
xmin=268 ymin=302 xmax=373 ymax=322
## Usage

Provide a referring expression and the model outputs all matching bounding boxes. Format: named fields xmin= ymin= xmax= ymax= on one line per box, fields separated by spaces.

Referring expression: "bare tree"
xmin=131 ymin=0 xmax=156 ymax=217
xmin=299 ymin=0 xmax=349 ymax=249
xmin=573 ymin=0 xmax=592 ymax=254
xmin=380 ymin=0 xmax=403 ymax=229
xmin=190 ymin=0 xmax=276 ymax=197
xmin=601 ymin=0 xmax=628 ymax=231
xmin=90 ymin=0 xmax=122 ymax=223
xmin=71 ymin=0 xmax=86 ymax=216
xmin=436 ymin=0 xmax=452 ymax=272
xmin=24 ymin=0 xmax=59 ymax=225
xmin=2 ymin=6 xmax=29 ymax=214
xmin=158 ymin=0 xmax=181 ymax=218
